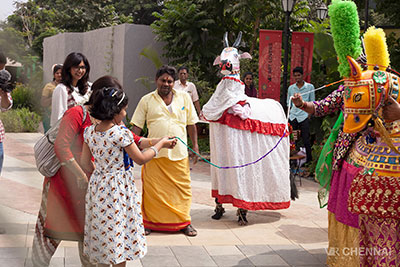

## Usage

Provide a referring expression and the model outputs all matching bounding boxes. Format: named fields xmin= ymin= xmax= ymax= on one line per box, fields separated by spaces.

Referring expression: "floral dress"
xmin=83 ymin=124 xmax=146 ymax=265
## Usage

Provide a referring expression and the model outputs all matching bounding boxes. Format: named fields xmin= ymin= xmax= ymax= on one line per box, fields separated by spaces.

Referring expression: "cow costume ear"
xmin=346 ymin=55 xmax=362 ymax=79
xmin=240 ymin=52 xmax=252 ymax=60
xmin=213 ymin=56 xmax=221 ymax=66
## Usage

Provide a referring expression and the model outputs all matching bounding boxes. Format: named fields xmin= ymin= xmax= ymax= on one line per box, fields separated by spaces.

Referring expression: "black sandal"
xmin=181 ymin=224 xmax=197 ymax=237
xmin=237 ymin=208 xmax=248 ymax=226
xmin=211 ymin=203 xmax=225 ymax=220
xmin=144 ymin=228 xmax=152 ymax=235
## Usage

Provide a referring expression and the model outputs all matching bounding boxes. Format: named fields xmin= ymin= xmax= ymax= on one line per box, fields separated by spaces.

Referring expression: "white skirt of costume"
xmin=210 ymin=97 xmax=291 ymax=210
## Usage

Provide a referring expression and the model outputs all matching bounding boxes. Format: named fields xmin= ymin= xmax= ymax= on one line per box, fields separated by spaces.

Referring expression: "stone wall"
xmin=43 ymin=23 xmax=165 ymax=118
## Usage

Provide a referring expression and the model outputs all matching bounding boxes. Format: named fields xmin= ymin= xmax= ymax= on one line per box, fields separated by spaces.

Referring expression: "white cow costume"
xmin=202 ymin=32 xmax=290 ymax=223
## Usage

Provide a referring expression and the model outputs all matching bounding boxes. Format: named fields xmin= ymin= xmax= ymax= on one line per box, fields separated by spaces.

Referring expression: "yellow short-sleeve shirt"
xmin=42 ymin=82 xmax=56 ymax=98
xmin=41 ymin=82 xmax=56 ymax=109
xmin=131 ymin=89 xmax=199 ymax=161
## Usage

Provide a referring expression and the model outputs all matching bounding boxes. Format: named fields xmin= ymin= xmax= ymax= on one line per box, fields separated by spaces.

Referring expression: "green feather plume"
xmin=329 ymin=0 xmax=362 ymax=78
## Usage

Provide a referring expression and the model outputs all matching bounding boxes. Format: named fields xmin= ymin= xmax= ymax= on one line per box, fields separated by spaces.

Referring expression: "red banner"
xmin=259 ymin=30 xmax=282 ymax=101
xmin=289 ymin=32 xmax=314 ymax=84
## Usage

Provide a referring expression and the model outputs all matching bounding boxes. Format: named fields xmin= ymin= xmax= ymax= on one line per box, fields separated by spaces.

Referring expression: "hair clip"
xmin=104 ymin=87 xmax=115 ymax=96
xmin=117 ymin=92 xmax=125 ymax=106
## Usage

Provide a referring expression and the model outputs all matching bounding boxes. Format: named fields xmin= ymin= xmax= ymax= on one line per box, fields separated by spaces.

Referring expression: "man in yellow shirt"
xmin=131 ymin=65 xmax=199 ymax=236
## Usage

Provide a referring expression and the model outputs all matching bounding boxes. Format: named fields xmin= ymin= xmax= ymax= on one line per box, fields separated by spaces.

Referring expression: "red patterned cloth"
xmin=215 ymin=101 xmax=287 ymax=137
xmin=67 ymin=88 xmax=76 ymax=110
xmin=348 ymin=173 xmax=400 ymax=219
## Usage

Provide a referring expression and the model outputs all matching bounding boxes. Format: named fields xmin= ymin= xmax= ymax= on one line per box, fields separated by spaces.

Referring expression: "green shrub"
xmin=11 ymin=83 xmax=35 ymax=110
xmin=0 ymin=108 xmax=41 ymax=132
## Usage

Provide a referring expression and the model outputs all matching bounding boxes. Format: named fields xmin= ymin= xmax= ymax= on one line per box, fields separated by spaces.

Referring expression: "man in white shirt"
xmin=174 ymin=66 xmax=201 ymax=115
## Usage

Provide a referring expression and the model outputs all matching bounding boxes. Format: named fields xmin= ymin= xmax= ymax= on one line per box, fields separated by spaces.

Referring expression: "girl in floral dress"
xmin=80 ymin=87 xmax=176 ymax=266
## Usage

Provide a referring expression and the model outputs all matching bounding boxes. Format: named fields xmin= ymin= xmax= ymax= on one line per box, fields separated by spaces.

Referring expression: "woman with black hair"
xmin=243 ymin=72 xmax=257 ymax=97
xmin=32 ymin=76 xmax=110 ymax=267
xmin=41 ymin=64 xmax=62 ymax=132
xmin=50 ymin=52 xmax=91 ymax=126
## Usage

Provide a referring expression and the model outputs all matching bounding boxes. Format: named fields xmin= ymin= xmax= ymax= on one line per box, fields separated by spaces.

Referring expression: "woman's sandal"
xmin=144 ymin=228 xmax=152 ymax=236
xmin=181 ymin=224 xmax=197 ymax=237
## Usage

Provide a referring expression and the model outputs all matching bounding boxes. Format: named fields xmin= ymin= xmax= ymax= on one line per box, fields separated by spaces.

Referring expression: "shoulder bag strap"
xmin=80 ymin=105 xmax=87 ymax=123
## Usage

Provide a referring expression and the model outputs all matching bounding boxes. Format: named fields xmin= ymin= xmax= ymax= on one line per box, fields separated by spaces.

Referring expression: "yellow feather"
xmin=364 ymin=26 xmax=390 ymax=70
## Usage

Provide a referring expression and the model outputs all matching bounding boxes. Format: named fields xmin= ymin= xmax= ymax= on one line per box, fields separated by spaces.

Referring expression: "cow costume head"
xmin=213 ymin=32 xmax=252 ymax=75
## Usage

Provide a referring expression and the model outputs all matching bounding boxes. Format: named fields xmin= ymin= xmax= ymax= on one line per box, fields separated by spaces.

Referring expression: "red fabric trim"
xmin=222 ymin=76 xmax=244 ymax=85
xmin=143 ymin=220 xmax=190 ymax=232
xmin=212 ymin=190 xmax=290 ymax=210
xmin=213 ymin=103 xmax=287 ymax=137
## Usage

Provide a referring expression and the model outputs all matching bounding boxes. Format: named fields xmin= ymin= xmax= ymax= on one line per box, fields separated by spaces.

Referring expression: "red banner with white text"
xmin=289 ymin=32 xmax=314 ymax=84
xmin=259 ymin=30 xmax=282 ymax=101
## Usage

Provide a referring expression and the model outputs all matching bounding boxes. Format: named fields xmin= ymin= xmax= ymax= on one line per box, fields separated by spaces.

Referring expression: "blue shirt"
xmin=287 ymin=81 xmax=315 ymax=122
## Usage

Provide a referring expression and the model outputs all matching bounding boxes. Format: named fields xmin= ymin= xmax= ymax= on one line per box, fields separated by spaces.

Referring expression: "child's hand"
xmin=77 ymin=175 xmax=88 ymax=189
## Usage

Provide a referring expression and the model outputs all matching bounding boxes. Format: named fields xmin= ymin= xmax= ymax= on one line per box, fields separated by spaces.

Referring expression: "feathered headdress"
xmin=364 ymin=26 xmax=390 ymax=71
xmin=329 ymin=0 xmax=362 ymax=78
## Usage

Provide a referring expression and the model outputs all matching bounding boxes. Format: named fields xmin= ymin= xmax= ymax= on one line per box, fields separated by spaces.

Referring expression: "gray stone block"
xmin=171 ymin=246 xmax=217 ymax=267
xmin=0 ymin=247 xmax=28 ymax=258
xmin=212 ymin=255 xmax=254 ymax=266
xmin=247 ymin=254 xmax=289 ymax=266
xmin=141 ymin=255 xmax=180 ymax=267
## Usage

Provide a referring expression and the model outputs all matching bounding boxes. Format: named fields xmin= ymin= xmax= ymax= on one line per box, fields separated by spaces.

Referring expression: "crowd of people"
xmin=33 ymin=52 xmax=217 ymax=266
xmin=10 ymin=13 xmax=399 ymax=266
xmin=31 ymin=49 xmax=347 ymax=267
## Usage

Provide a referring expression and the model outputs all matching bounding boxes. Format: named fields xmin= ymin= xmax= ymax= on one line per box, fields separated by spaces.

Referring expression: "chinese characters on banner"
xmin=289 ymin=32 xmax=314 ymax=84
xmin=259 ymin=30 xmax=282 ymax=101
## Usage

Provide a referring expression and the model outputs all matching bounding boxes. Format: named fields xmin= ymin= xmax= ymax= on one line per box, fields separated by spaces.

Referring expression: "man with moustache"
xmin=131 ymin=65 xmax=199 ymax=237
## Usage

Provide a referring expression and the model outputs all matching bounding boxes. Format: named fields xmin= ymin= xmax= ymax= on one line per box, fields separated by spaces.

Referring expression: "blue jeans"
xmin=0 ymin=142 xmax=4 ymax=175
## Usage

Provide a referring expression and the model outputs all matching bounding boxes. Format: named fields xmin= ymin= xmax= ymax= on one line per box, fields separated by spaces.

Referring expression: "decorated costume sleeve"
xmin=313 ymin=86 xmax=344 ymax=117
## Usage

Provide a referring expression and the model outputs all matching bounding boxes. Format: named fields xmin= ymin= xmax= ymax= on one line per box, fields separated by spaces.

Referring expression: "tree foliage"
xmin=1 ymin=0 xmax=162 ymax=60
xmin=151 ymin=0 xmax=312 ymax=85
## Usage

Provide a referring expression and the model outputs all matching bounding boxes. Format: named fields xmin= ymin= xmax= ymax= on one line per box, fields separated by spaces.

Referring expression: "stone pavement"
xmin=0 ymin=133 xmax=328 ymax=267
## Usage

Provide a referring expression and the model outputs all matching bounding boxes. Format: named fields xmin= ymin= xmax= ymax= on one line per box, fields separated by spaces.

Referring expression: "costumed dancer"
xmin=345 ymin=27 xmax=400 ymax=266
xmin=292 ymin=1 xmax=362 ymax=265
xmin=80 ymin=86 xmax=177 ymax=266
xmin=202 ymin=32 xmax=290 ymax=225
xmin=292 ymin=1 xmax=400 ymax=264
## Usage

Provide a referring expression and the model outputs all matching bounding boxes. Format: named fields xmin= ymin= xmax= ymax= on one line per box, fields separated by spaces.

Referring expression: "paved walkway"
xmin=0 ymin=133 xmax=328 ymax=267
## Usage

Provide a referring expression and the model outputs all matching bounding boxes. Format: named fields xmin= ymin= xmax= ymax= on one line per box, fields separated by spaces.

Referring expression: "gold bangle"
xmin=295 ymin=101 xmax=305 ymax=109
xmin=149 ymin=139 xmax=153 ymax=146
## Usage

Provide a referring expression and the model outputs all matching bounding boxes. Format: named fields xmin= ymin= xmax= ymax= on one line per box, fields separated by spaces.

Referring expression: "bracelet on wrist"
xmin=61 ymin=157 xmax=75 ymax=166
xmin=149 ymin=146 xmax=158 ymax=157
xmin=149 ymin=139 xmax=153 ymax=146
